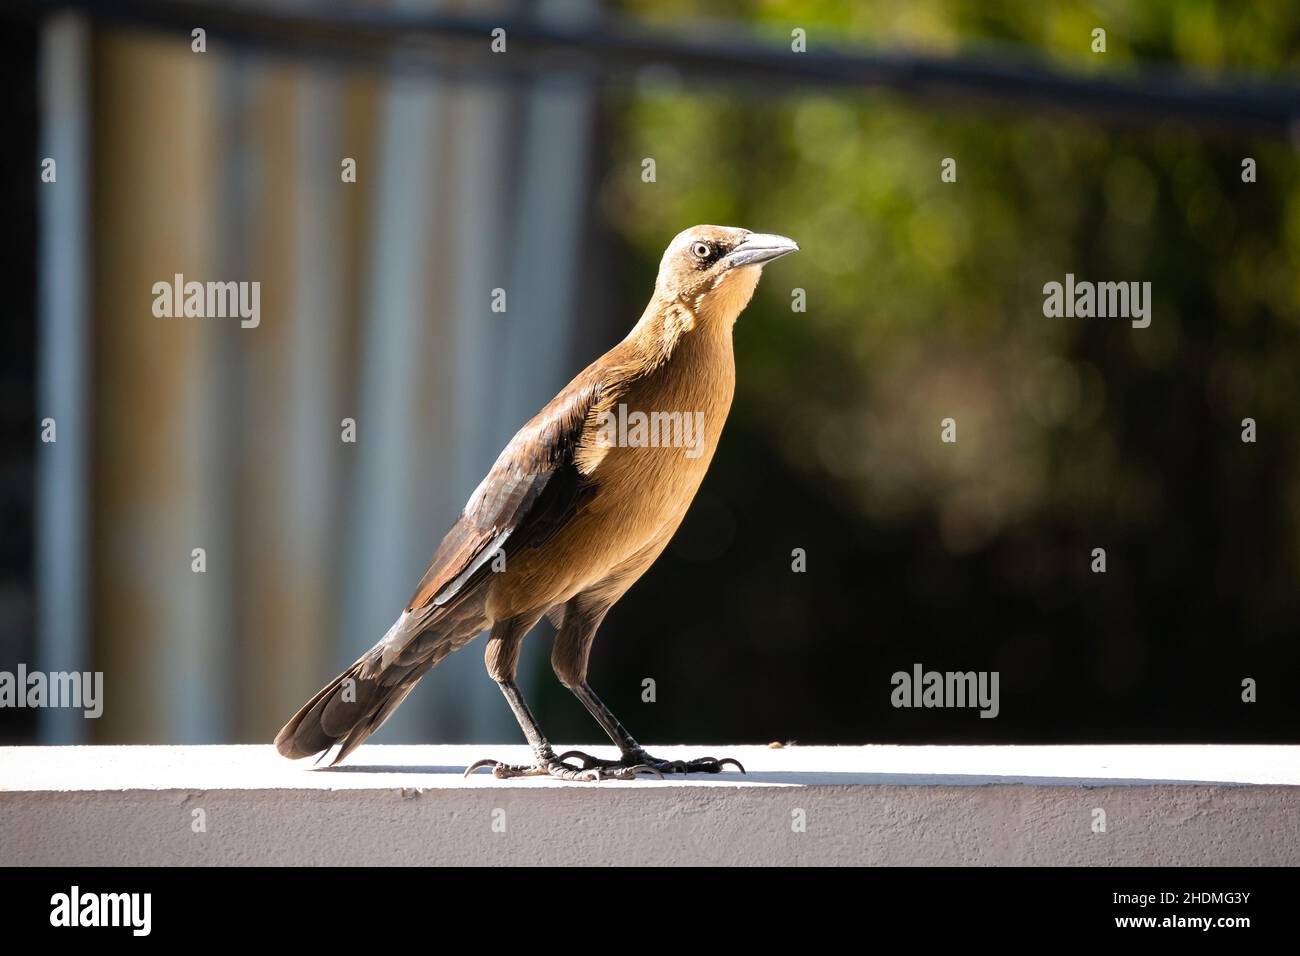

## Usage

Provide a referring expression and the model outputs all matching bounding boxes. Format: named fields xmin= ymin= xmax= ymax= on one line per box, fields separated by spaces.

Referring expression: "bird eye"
xmin=691 ymin=241 xmax=713 ymax=261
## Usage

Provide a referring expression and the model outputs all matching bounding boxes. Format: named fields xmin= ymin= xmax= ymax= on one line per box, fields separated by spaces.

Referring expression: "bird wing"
xmin=404 ymin=365 xmax=618 ymax=615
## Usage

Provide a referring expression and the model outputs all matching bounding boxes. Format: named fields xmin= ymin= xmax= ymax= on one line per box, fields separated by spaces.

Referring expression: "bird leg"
xmin=464 ymin=679 xmax=661 ymax=781
xmin=465 ymin=620 xmax=661 ymax=781
xmin=557 ymin=680 xmax=745 ymax=776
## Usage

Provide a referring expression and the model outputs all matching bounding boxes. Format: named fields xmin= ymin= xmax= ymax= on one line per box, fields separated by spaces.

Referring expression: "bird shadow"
xmin=312 ymin=765 xmax=1249 ymax=786
xmin=318 ymin=764 xmax=467 ymax=775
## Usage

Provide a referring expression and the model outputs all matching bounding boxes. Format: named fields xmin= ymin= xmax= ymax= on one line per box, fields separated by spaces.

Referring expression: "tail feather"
xmin=275 ymin=610 xmax=481 ymax=764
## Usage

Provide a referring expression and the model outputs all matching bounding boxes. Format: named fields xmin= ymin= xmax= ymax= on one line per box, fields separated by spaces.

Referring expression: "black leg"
xmin=549 ymin=596 xmax=745 ymax=775
xmin=571 ymin=680 xmax=643 ymax=753
xmin=558 ymin=679 xmax=745 ymax=776
xmin=464 ymin=616 xmax=659 ymax=781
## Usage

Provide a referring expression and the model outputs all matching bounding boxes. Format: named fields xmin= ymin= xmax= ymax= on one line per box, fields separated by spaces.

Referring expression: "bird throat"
xmin=633 ymin=267 xmax=758 ymax=372
xmin=694 ymin=265 xmax=762 ymax=328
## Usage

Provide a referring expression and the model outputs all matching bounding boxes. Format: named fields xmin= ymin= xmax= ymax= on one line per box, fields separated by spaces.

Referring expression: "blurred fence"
xmin=33 ymin=1 xmax=601 ymax=744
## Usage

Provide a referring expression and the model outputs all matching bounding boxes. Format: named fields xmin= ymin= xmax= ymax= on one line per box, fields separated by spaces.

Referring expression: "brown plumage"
xmin=275 ymin=225 xmax=798 ymax=779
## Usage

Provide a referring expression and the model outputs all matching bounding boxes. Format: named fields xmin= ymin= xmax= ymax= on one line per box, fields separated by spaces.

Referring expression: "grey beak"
xmin=726 ymin=233 xmax=799 ymax=268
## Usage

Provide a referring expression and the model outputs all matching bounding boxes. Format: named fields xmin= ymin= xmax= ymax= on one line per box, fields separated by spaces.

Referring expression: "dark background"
xmin=0 ymin=15 xmax=39 ymax=745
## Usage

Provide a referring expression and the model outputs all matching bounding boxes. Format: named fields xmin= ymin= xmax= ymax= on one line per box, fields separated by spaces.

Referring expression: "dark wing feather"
xmin=405 ymin=370 xmax=609 ymax=614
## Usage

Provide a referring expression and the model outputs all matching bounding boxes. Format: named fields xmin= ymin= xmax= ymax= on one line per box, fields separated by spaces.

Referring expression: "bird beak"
xmin=725 ymin=233 xmax=800 ymax=268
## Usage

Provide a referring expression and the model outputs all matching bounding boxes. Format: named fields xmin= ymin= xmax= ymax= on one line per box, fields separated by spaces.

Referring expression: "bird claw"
xmin=463 ymin=748 xmax=745 ymax=780
xmin=556 ymin=749 xmax=744 ymax=776
xmin=463 ymin=753 xmax=651 ymax=782
xmin=711 ymin=757 xmax=747 ymax=773
xmin=463 ymin=758 xmax=506 ymax=778
xmin=556 ymin=749 xmax=605 ymax=770
xmin=555 ymin=751 xmax=664 ymax=779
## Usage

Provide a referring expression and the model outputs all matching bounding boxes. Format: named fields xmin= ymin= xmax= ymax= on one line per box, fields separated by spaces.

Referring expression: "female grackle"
xmin=275 ymin=225 xmax=798 ymax=780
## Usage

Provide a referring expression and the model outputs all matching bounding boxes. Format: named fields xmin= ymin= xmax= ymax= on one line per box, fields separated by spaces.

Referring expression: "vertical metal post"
xmin=35 ymin=13 xmax=90 ymax=743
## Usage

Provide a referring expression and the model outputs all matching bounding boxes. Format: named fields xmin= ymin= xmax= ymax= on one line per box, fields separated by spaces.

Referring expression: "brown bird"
xmin=275 ymin=225 xmax=798 ymax=780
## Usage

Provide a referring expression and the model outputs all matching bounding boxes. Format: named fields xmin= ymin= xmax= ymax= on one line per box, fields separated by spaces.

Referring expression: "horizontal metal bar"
xmin=14 ymin=0 xmax=1300 ymax=138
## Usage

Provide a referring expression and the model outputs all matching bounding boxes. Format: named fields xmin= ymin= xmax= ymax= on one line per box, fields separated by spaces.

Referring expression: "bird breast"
xmin=490 ymin=326 xmax=736 ymax=617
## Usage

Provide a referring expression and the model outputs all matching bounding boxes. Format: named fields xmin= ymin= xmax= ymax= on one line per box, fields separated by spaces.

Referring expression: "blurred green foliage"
xmin=603 ymin=0 xmax=1299 ymax=546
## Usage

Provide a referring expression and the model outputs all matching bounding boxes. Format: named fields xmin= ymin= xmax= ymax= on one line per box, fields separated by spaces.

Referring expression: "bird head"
xmin=654 ymin=225 xmax=799 ymax=324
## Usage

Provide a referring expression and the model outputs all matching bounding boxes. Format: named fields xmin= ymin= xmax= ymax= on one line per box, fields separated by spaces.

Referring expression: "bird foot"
xmin=557 ymin=748 xmax=745 ymax=776
xmin=463 ymin=750 xmax=661 ymax=781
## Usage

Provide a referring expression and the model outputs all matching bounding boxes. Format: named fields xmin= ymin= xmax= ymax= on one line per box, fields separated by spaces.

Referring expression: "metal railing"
xmin=15 ymin=0 xmax=1300 ymax=139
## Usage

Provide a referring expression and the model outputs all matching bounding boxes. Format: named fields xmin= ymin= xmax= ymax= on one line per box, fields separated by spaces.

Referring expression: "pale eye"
xmin=691 ymin=241 xmax=713 ymax=260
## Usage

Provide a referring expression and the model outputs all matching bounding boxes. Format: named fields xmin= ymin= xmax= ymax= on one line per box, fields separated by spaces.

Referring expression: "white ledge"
xmin=2 ymin=745 xmax=1297 ymax=865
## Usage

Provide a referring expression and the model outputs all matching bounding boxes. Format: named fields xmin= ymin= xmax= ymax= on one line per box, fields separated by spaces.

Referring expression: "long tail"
xmin=274 ymin=611 xmax=480 ymax=765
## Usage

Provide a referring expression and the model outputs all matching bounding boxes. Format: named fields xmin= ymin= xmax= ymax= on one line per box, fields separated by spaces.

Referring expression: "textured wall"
xmin=2 ymin=745 xmax=1297 ymax=865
